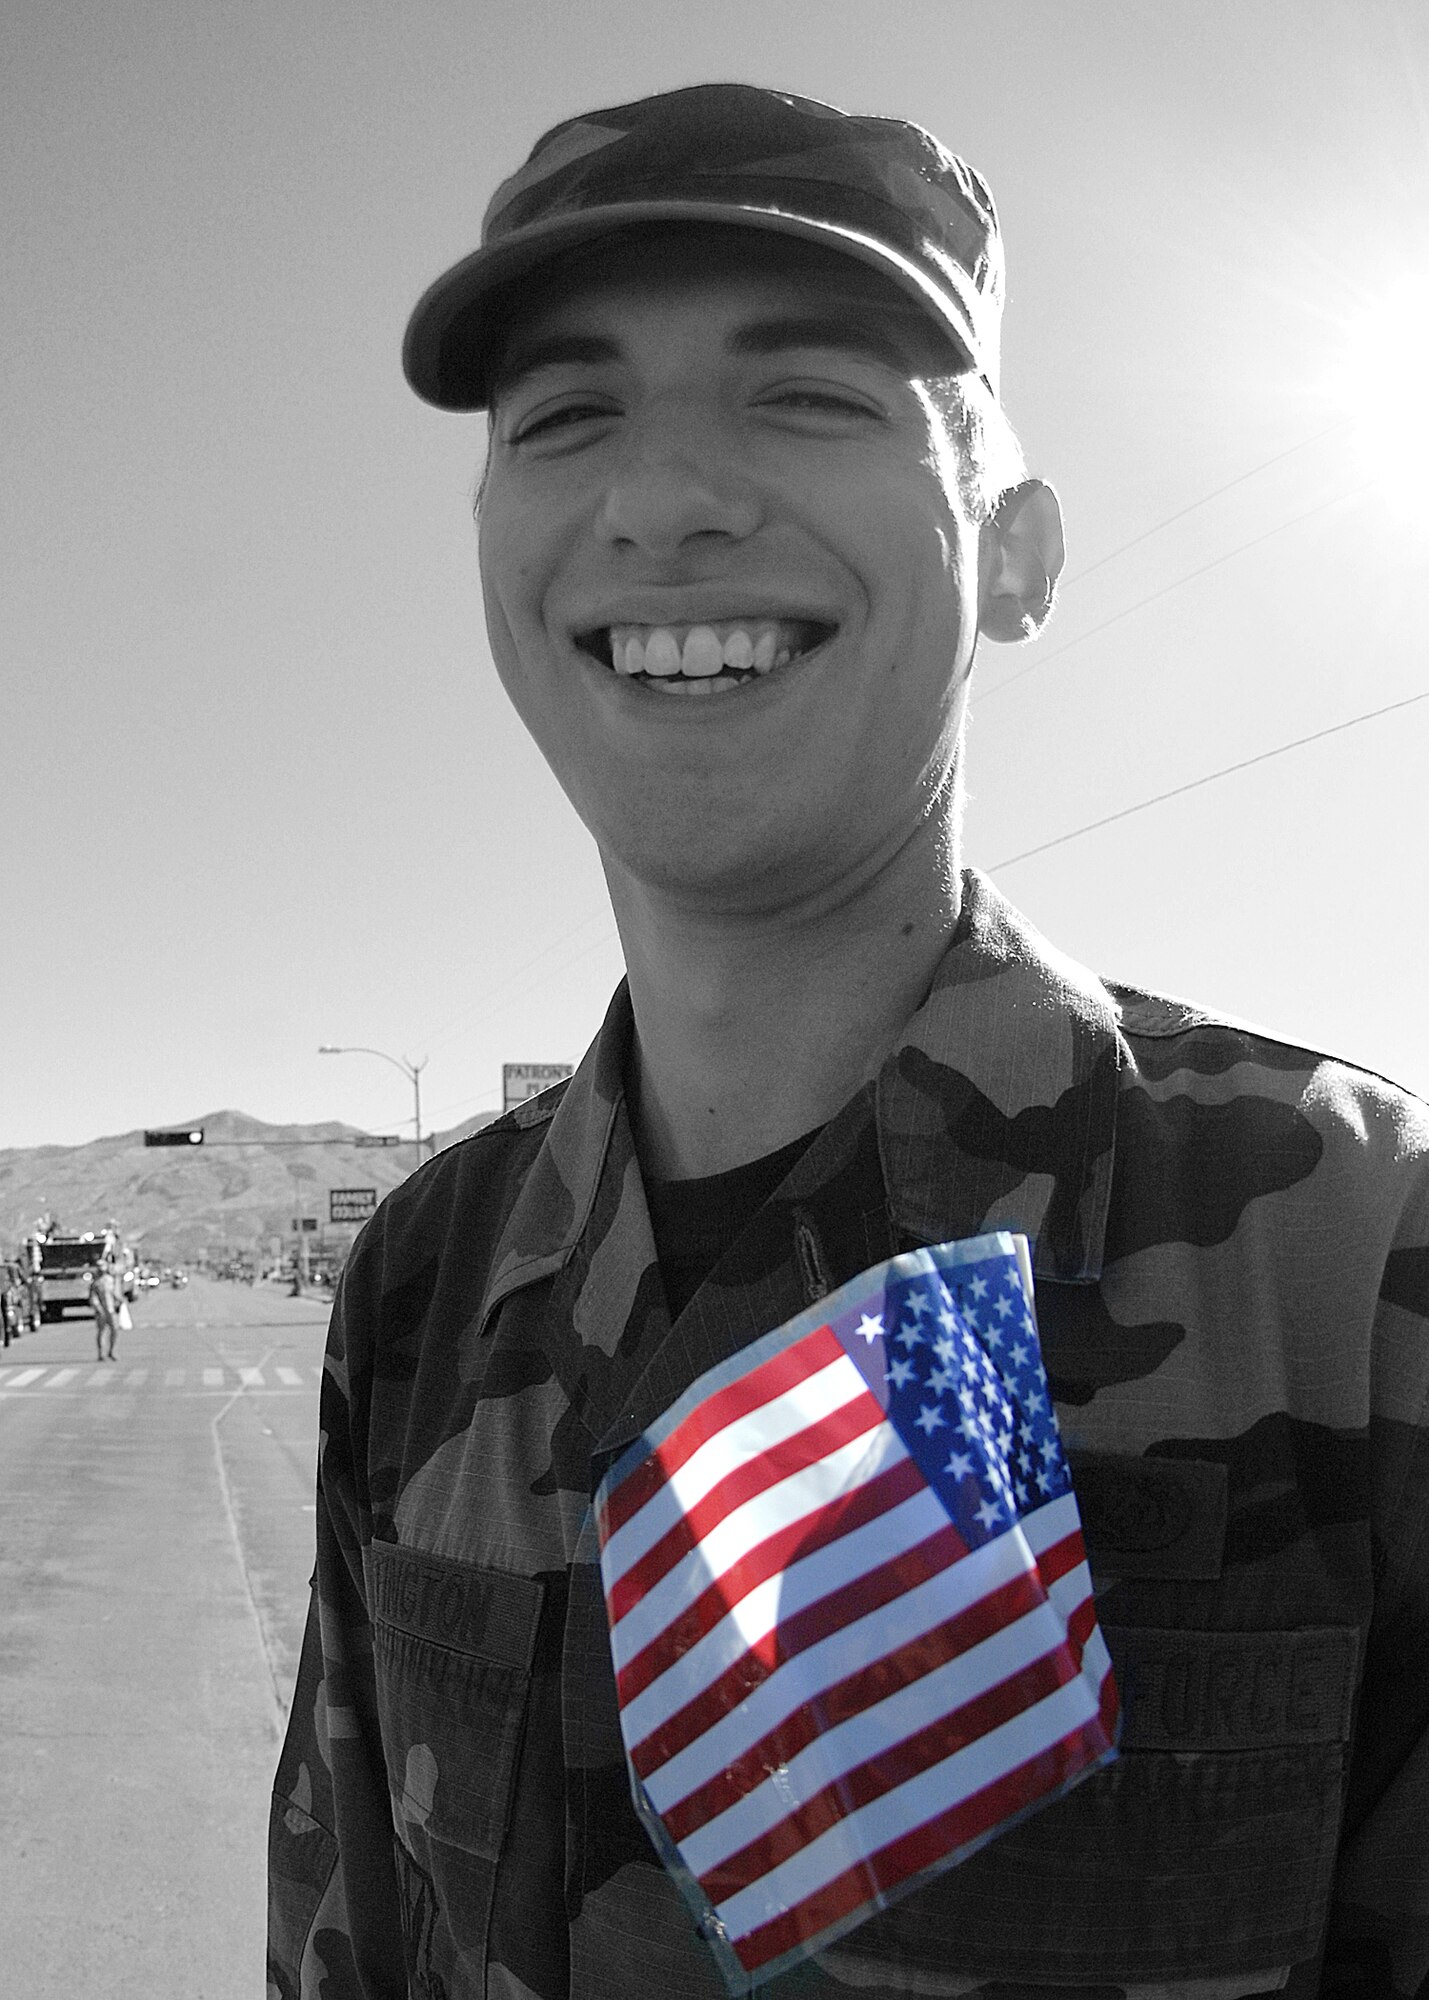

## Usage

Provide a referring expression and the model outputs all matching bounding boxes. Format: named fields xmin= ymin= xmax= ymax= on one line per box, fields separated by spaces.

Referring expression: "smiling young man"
xmin=269 ymin=86 xmax=1429 ymax=2000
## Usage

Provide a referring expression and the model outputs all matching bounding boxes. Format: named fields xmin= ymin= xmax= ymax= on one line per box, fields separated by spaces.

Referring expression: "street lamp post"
xmin=318 ymin=1046 xmax=430 ymax=1163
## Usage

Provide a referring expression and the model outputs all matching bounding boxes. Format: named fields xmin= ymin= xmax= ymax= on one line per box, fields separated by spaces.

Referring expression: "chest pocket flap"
xmin=365 ymin=1540 xmax=544 ymax=1861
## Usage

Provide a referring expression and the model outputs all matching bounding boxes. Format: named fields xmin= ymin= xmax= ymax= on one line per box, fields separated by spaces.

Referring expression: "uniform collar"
xmin=875 ymin=869 xmax=1122 ymax=1282
xmin=484 ymin=868 xmax=1123 ymax=1325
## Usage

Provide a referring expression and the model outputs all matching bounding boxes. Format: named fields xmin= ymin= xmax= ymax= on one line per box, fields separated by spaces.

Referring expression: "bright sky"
xmin=4 ymin=0 xmax=1427 ymax=1150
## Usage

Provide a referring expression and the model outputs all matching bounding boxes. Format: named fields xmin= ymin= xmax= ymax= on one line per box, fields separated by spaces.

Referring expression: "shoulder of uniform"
xmin=1107 ymin=975 xmax=1429 ymax=1133
xmin=1105 ymin=977 xmax=1284 ymax=1046
xmin=339 ymin=1083 xmax=571 ymax=1273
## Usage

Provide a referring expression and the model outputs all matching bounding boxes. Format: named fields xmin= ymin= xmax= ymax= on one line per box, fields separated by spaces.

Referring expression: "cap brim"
xmin=402 ymin=199 xmax=986 ymax=410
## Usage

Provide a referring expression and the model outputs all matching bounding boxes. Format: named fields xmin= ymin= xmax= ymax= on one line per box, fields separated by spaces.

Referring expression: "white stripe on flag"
xmin=631 ymin=1481 xmax=958 ymax=1791
xmin=634 ymin=1481 xmax=972 ymax=1792
xmin=627 ymin=1508 xmax=1033 ymax=1774
xmin=609 ymin=1421 xmax=908 ymax=1670
xmin=713 ymin=1672 xmax=1099 ymax=1941
xmin=1022 ymin=1491 xmax=1081 ymax=1557
xmin=603 ymin=1350 xmax=871 ymax=1576
xmin=677 ymin=1596 xmax=1074 ymax=1873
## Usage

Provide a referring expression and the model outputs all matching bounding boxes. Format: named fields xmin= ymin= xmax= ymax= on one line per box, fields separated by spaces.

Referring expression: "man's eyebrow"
xmin=727 ymin=313 xmax=932 ymax=372
xmin=489 ymin=332 xmax=622 ymax=400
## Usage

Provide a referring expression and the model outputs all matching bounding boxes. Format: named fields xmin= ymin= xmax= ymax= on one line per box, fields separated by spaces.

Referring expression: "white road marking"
xmin=164 ymin=1369 xmax=186 ymax=1387
xmin=87 ymin=1368 xmax=113 ymax=1387
xmin=124 ymin=1370 xmax=149 ymax=1387
xmin=203 ymin=1368 xmax=224 ymax=1387
xmin=46 ymin=1369 xmax=79 ymax=1388
xmin=0 ymin=1368 xmax=15 ymax=1383
xmin=275 ymin=1367 xmax=303 ymax=1386
xmin=238 ymin=1367 xmax=265 ymax=1387
xmin=5 ymin=1367 xmax=46 ymax=1387
xmin=311 ymin=1365 xmax=323 ymax=1379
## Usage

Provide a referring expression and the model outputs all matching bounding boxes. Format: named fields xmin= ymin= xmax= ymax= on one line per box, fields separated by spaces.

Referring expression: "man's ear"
xmin=978 ymin=481 xmax=1066 ymax=643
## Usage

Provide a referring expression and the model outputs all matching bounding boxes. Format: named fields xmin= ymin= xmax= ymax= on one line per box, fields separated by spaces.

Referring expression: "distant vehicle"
xmin=169 ymin=1268 xmax=188 ymax=1289
xmin=29 ymin=1233 xmax=108 ymax=1321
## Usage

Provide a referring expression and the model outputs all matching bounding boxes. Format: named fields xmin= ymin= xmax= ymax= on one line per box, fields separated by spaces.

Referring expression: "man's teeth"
xmin=606 ymin=621 xmax=820 ymax=679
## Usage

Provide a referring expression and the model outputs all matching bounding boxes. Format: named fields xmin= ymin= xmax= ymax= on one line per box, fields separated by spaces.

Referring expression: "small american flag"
xmin=596 ymin=1232 xmax=1119 ymax=1993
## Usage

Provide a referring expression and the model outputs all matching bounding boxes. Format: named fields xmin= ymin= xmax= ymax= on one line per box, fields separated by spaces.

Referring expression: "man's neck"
xmin=607 ymin=826 xmax=963 ymax=1181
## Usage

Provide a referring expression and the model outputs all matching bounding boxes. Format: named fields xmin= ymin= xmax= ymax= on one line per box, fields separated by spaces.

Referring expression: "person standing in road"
xmin=270 ymin=84 xmax=1429 ymax=2000
xmin=88 ymin=1261 xmax=120 ymax=1361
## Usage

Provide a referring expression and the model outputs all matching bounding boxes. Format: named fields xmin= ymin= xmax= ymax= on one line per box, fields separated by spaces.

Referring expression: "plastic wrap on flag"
xmin=595 ymin=1231 xmax=1120 ymax=1995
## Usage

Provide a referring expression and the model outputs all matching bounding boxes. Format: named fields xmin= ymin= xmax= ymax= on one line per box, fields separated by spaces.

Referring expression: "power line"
xmin=419 ymin=910 xmax=613 ymax=1056
xmin=991 ymin=686 xmax=1429 ymax=871
xmin=421 ymin=928 xmax=622 ymax=1125
xmin=977 ymin=481 xmax=1373 ymax=706
xmin=1056 ymin=420 xmax=1349 ymax=592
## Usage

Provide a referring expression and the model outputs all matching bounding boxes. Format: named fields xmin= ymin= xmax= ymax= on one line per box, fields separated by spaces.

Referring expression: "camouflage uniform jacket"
xmin=269 ymin=871 xmax=1429 ymax=2000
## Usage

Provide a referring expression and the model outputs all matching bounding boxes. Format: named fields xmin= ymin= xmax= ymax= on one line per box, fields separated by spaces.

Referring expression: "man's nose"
xmin=594 ymin=420 xmax=761 ymax=556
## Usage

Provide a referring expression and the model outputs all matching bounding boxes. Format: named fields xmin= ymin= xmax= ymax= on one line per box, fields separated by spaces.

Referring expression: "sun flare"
xmin=1329 ymin=276 xmax=1429 ymax=519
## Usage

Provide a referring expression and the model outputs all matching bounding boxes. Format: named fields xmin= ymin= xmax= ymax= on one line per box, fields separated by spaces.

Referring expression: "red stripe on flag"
xmin=621 ymin=1507 xmax=967 ymax=1708
xmin=627 ymin=1458 xmax=928 ymax=1777
xmin=599 ymin=1324 xmax=845 ymax=1541
xmin=1065 ymin=1592 xmax=1097 ymax=1663
xmin=732 ymin=1713 xmax=1113 ymax=1974
xmin=607 ymin=1386 xmax=886 ymax=1626
xmin=628 ymin=1513 xmax=973 ymax=1770
xmin=770 ymin=1519 xmax=971 ymax=1665
xmin=1031 ymin=1526 xmax=1085 ymax=1591
xmin=611 ymin=1429 xmax=914 ymax=1688
xmin=697 ymin=1640 xmax=1080 ymax=1906
xmin=1099 ymin=1663 xmax=1121 ymax=1739
xmin=659 ymin=1566 xmax=1048 ymax=1843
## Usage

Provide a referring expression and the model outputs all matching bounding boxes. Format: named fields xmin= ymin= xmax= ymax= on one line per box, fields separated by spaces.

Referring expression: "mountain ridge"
xmin=0 ymin=1108 xmax=498 ymax=1261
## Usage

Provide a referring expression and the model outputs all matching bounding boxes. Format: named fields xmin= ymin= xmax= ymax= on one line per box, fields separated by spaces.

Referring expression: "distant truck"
xmin=28 ymin=1232 xmax=111 ymax=1322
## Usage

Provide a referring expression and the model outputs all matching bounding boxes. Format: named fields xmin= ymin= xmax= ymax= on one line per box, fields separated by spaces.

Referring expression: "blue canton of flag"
xmin=835 ymin=1235 xmax=1072 ymax=1553
xmin=596 ymin=1231 xmax=1118 ymax=1996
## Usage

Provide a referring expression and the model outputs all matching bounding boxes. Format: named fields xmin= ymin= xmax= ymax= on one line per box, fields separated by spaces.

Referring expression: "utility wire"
xmin=422 ymin=927 xmax=622 ymax=1125
xmin=1057 ymin=420 xmax=1349 ymax=592
xmin=991 ymin=686 xmax=1429 ymax=871
xmin=419 ymin=910 xmax=613 ymax=1056
xmin=977 ymin=481 xmax=1374 ymax=706
xmin=421 ymin=688 xmax=1427 ymax=1114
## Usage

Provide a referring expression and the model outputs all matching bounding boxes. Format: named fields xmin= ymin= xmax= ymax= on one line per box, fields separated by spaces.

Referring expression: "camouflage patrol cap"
xmin=402 ymin=82 xmax=1004 ymax=410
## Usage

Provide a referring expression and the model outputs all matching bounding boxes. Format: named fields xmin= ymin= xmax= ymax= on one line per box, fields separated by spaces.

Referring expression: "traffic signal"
xmin=144 ymin=1128 xmax=205 ymax=1147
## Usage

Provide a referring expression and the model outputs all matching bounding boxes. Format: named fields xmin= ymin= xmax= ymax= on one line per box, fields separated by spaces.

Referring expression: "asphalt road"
xmin=0 ymin=1275 xmax=332 ymax=1998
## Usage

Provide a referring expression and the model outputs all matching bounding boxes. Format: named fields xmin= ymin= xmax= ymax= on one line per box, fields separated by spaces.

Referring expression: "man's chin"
xmin=598 ymin=816 xmax=833 ymax=915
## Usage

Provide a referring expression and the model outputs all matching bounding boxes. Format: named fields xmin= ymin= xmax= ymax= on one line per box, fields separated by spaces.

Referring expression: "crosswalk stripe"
xmin=312 ymin=1365 xmax=324 ymax=1380
xmin=0 ymin=1359 xmax=324 ymax=1396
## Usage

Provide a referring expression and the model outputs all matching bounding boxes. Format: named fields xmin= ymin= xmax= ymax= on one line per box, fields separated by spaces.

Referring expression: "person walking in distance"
xmin=88 ymin=1261 xmax=120 ymax=1361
